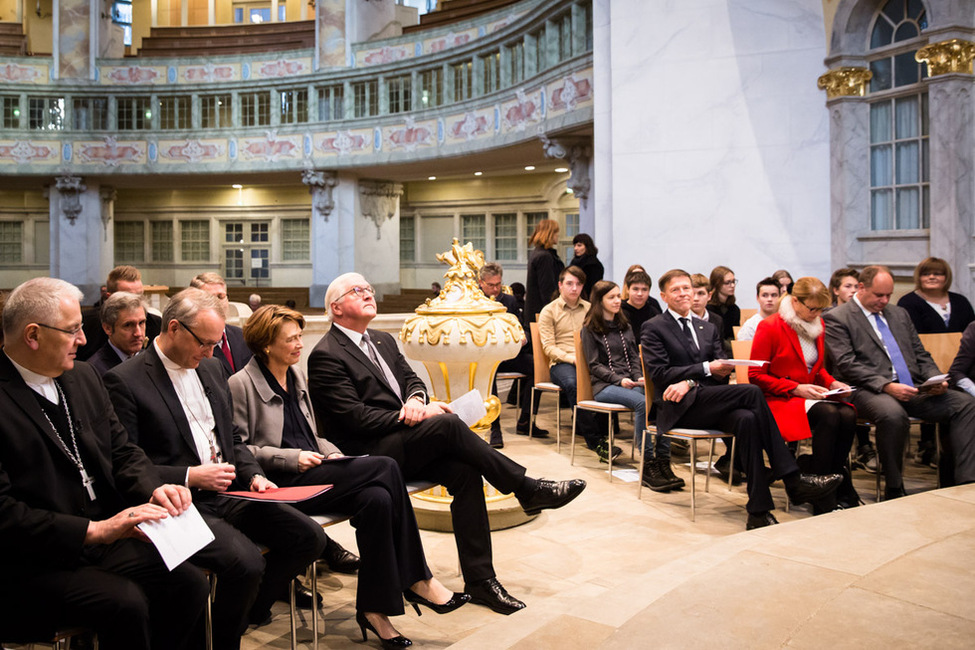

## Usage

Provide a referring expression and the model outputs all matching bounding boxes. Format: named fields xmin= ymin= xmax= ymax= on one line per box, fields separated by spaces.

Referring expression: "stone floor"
xmin=242 ymin=400 xmax=975 ymax=649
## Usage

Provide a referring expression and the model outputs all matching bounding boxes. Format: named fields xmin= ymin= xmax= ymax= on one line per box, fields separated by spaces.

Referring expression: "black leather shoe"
xmin=293 ymin=582 xmax=323 ymax=608
xmin=517 ymin=478 xmax=586 ymax=516
xmin=884 ymin=485 xmax=908 ymax=500
xmin=746 ymin=511 xmax=779 ymax=530
xmin=516 ymin=421 xmax=549 ymax=438
xmin=404 ymin=589 xmax=471 ymax=615
xmin=321 ymin=536 xmax=360 ymax=574
xmin=465 ymin=577 xmax=526 ymax=615
xmin=786 ymin=473 xmax=843 ymax=506
xmin=714 ymin=456 xmax=742 ymax=486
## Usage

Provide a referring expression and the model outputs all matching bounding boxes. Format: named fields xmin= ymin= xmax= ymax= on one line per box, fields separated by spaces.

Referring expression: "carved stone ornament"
xmin=539 ymin=133 xmax=592 ymax=208
xmin=817 ymin=67 xmax=873 ymax=99
xmin=916 ymin=39 xmax=975 ymax=76
xmin=301 ymin=169 xmax=337 ymax=220
xmin=358 ymin=180 xmax=403 ymax=240
xmin=55 ymin=175 xmax=87 ymax=224
xmin=99 ymin=186 xmax=116 ymax=240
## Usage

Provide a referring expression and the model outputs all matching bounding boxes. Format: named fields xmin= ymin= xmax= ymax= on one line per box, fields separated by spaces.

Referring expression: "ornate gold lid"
xmin=415 ymin=238 xmax=507 ymax=316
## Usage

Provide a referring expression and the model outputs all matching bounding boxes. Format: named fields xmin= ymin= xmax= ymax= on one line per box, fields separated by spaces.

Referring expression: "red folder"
xmin=218 ymin=484 xmax=333 ymax=503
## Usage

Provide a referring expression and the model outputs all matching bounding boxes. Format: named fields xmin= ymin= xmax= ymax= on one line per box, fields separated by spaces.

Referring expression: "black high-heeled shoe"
xmin=403 ymin=589 xmax=471 ymax=615
xmin=355 ymin=611 xmax=412 ymax=649
xmin=403 ymin=589 xmax=471 ymax=616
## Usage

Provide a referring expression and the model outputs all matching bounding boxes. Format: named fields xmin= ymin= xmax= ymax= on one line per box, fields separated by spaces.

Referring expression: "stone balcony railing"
xmin=0 ymin=0 xmax=592 ymax=177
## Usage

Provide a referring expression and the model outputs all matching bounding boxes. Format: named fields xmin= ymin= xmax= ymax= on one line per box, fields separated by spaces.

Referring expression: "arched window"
xmin=867 ymin=0 xmax=929 ymax=230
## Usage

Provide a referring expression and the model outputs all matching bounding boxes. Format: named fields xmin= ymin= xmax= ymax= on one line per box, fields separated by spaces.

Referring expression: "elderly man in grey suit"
xmin=824 ymin=265 xmax=975 ymax=498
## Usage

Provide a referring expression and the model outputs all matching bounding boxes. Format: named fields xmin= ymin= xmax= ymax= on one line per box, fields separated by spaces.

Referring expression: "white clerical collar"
xmin=4 ymin=350 xmax=58 ymax=404
xmin=154 ymin=338 xmax=188 ymax=373
xmin=332 ymin=322 xmax=366 ymax=347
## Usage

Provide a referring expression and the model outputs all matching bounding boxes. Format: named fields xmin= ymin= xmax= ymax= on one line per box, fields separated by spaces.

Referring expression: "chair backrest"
xmin=918 ymin=332 xmax=963 ymax=374
xmin=739 ymin=308 xmax=758 ymax=323
xmin=732 ymin=325 xmax=742 ymax=339
xmin=730 ymin=339 xmax=753 ymax=385
xmin=529 ymin=322 xmax=552 ymax=384
xmin=639 ymin=344 xmax=655 ymax=428
xmin=573 ymin=331 xmax=595 ymax=402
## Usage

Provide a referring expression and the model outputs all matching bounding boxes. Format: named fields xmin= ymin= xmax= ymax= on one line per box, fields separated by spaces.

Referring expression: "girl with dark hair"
xmin=706 ymin=265 xmax=740 ymax=342
xmin=524 ymin=219 xmax=564 ymax=324
xmin=569 ymin=233 xmax=604 ymax=300
xmin=581 ymin=281 xmax=682 ymax=491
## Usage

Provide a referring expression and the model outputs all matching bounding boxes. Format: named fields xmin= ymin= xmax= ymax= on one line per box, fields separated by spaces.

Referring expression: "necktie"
xmin=873 ymin=313 xmax=914 ymax=387
xmin=362 ymin=332 xmax=403 ymax=400
xmin=220 ymin=333 xmax=235 ymax=373
xmin=680 ymin=317 xmax=698 ymax=350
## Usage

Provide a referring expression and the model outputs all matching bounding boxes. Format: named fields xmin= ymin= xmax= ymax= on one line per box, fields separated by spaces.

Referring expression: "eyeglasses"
xmin=799 ymin=301 xmax=825 ymax=314
xmin=723 ymin=279 xmax=739 ymax=286
xmin=178 ymin=320 xmax=221 ymax=349
xmin=336 ymin=285 xmax=375 ymax=302
xmin=36 ymin=322 xmax=84 ymax=337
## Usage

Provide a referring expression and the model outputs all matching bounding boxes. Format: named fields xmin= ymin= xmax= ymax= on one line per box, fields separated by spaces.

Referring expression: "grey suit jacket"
xmin=823 ymin=298 xmax=940 ymax=394
xmin=228 ymin=357 xmax=340 ymax=475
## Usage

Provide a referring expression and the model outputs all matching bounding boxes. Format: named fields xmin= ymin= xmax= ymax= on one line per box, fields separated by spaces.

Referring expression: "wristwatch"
xmin=686 ymin=379 xmax=697 ymax=388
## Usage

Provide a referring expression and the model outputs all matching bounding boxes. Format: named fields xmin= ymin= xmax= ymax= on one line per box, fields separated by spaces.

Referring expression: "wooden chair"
xmin=730 ymin=339 xmax=752 ymax=386
xmin=637 ymin=347 xmax=735 ymax=521
xmin=918 ymin=332 xmax=963 ymax=373
xmin=739 ymin=308 xmax=758 ymax=323
xmin=569 ymin=331 xmax=635 ymax=482
xmin=529 ymin=322 xmax=564 ymax=450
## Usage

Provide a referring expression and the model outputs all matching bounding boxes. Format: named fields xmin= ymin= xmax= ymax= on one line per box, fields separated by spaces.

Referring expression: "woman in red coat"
xmin=749 ymin=277 xmax=860 ymax=511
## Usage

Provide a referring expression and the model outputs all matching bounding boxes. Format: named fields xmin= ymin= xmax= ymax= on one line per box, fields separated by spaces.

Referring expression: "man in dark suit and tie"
xmin=190 ymin=272 xmax=252 ymax=376
xmin=307 ymin=272 xmax=586 ymax=615
xmin=824 ymin=265 xmax=975 ymax=498
xmin=104 ymin=288 xmax=325 ymax=648
xmin=87 ymin=291 xmax=147 ymax=376
xmin=641 ymin=269 xmax=842 ymax=530
xmin=77 ymin=265 xmax=162 ymax=361
xmin=0 ymin=277 xmax=207 ymax=649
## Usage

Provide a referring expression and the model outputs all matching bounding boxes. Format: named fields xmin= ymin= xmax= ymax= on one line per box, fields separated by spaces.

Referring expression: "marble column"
xmin=304 ymin=169 xmax=354 ymax=308
xmin=48 ymin=176 xmax=113 ymax=302
xmin=592 ymin=0 xmax=612 ymax=275
xmin=819 ymin=67 xmax=871 ymax=270
xmin=918 ymin=39 xmax=975 ymax=298
xmin=358 ymin=180 xmax=403 ymax=298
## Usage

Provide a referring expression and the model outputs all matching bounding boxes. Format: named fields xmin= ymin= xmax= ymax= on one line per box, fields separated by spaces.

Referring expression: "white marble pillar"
xmin=357 ymin=180 xmax=403 ymax=298
xmin=307 ymin=171 xmax=357 ymax=308
xmin=926 ymin=72 xmax=975 ymax=299
xmin=592 ymin=0 xmax=613 ymax=276
xmin=48 ymin=176 xmax=113 ymax=302
xmin=826 ymin=96 xmax=870 ymax=269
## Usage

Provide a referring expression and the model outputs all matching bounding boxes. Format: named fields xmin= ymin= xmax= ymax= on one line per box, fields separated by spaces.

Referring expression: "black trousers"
xmin=272 ymin=455 xmax=431 ymax=614
xmin=808 ymin=401 xmax=858 ymax=502
xmin=676 ymin=384 xmax=798 ymax=514
xmin=0 ymin=539 xmax=209 ymax=650
xmin=192 ymin=496 xmax=326 ymax=650
xmin=369 ymin=413 xmax=528 ymax=583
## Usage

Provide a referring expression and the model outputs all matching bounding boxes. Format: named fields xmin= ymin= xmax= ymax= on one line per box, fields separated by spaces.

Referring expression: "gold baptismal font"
xmin=400 ymin=239 xmax=537 ymax=531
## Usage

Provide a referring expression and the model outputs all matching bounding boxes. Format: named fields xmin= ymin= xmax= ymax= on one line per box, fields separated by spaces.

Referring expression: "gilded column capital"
xmin=916 ymin=38 xmax=975 ymax=76
xmin=817 ymin=67 xmax=872 ymax=99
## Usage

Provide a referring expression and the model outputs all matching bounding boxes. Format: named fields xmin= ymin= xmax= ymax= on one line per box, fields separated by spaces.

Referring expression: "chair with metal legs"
xmin=568 ymin=331 xmax=634 ymax=482
xmin=637 ymin=347 xmax=735 ymax=521
xmin=528 ymin=322 xmax=564 ymax=449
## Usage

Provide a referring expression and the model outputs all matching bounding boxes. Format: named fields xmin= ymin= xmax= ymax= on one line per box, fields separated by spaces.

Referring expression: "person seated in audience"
xmin=749 ymin=277 xmax=860 ymax=512
xmin=949 ymin=320 xmax=975 ymax=399
xmin=690 ymin=273 xmax=723 ymax=334
xmin=539 ymin=266 xmax=618 ymax=460
xmin=642 ymin=269 xmax=842 ymax=530
xmin=583 ymin=281 xmax=682 ymax=491
xmin=77 ymin=265 xmax=162 ymax=361
xmin=621 ymin=269 xmax=662 ymax=336
xmin=569 ymin=233 xmax=604 ymax=301
xmin=509 ymin=281 xmax=527 ymax=321
xmin=772 ymin=269 xmax=794 ymax=295
xmin=190 ymin=272 xmax=252 ymax=376
xmin=306 ymin=272 xmax=586 ymax=616
xmin=620 ymin=264 xmax=646 ymax=301
xmin=478 ymin=262 xmax=547 ymax=448
xmin=897 ymin=257 xmax=975 ymax=468
xmin=228 ymin=305 xmax=468 ymax=648
xmin=737 ymin=277 xmax=781 ymax=341
xmin=248 ymin=293 xmax=262 ymax=312
xmin=87 ymin=291 xmax=148 ymax=376
xmin=104 ymin=288 xmax=327 ymax=646
xmin=824 ymin=265 xmax=975 ymax=498
xmin=707 ymin=265 xmax=741 ymax=344
xmin=827 ymin=267 xmax=877 ymax=473
xmin=0 ymin=278 xmax=207 ymax=650
xmin=828 ymin=268 xmax=859 ymax=308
